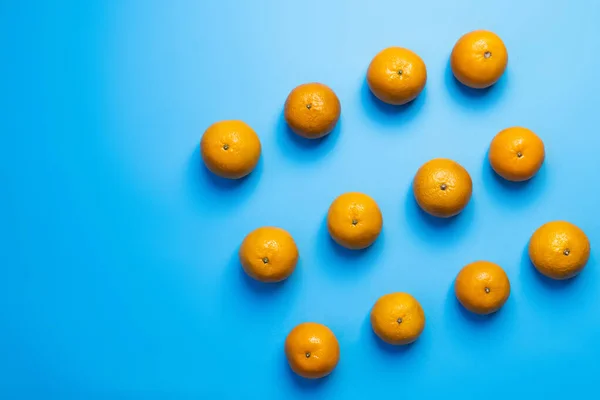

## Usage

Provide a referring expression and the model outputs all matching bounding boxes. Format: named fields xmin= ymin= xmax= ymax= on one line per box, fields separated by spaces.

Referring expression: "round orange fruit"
xmin=367 ymin=47 xmax=427 ymax=105
xmin=489 ymin=127 xmax=545 ymax=182
xmin=239 ymin=227 xmax=298 ymax=282
xmin=412 ymin=158 xmax=472 ymax=218
xmin=455 ymin=261 xmax=510 ymax=315
xmin=284 ymin=83 xmax=341 ymax=139
xmin=529 ymin=221 xmax=591 ymax=280
xmin=200 ymin=120 xmax=261 ymax=179
xmin=451 ymin=30 xmax=508 ymax=89
xmin=285 ymin=322 xmax=340 ymax=379
xmin=370 ymin=293 xmax=425 ymax=345
xmin=327 ymin=192 xmax=383 ymax=250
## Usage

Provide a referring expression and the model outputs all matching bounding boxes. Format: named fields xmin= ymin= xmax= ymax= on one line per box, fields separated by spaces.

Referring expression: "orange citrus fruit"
xmin=285 ymin=322 xmax=340 ymax=379
xmin=327 ymin=192 xmax=383 ymax=250
xmin=200 ymin=120 xmax=261 ymax=179
xmin=451 ymin=30 xmax=508 ymax=89
xmin=489 ymin=127 xmax=545 ymax=182
xmin=239 ymin=227 xmax=298 ymax=282
xmin=284 ymin=83 xmax=341 ymax=139
xmin=367 ymin=47 xmax=427 ymax=105
xmin=529 ymin=221 xmax=591 ymax=280
xmin=455 ymin=261 xmax=510 ymax=315
xmin=370 ymin=293 xmax=425 ymax=345
xmin=412 ymin=158 xmax=472 ymax=218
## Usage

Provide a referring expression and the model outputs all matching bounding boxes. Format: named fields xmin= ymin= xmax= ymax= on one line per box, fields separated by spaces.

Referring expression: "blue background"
xmin=2 ymin=0 xmax=600 ymax=398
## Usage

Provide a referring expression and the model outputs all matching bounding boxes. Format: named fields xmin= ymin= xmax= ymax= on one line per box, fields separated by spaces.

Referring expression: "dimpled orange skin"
xmin=367 ymin=47 xmax=427 ymax=105
xmin=370 ymin=293 xmax=425 ymax=345
xmin=239 ymin=227 xmax=299 ymax=283
xmin=455 ymin=261 xmax=511 ymax=315
xmin=200 ymin=120 xmax=261 ymax=179
xmin=529 ymin=221 xmax=591 ymax=280
xmin=451 ymin=30 xmax=508 ymax=89
xmin=285 ymin=322 xmax=340 ymax=379
xmin=284 ymin=83 xmax=341 ymax=139
xmin=327 ymin=192 xmax=383 ymax=250
xmin=412 ymin=158 xmax=472 ymax=218
xmin=489 ymin=127 xmax=545 ymax=182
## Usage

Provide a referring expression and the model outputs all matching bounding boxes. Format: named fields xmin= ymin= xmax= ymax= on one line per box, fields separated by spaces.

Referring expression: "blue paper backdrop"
xmin=2 ymin=1 xmax=600 ymax=398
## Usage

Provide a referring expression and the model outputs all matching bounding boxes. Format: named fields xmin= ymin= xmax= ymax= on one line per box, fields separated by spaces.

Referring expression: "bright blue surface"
xmin=2 ymin=0 xmax=600 ymax=398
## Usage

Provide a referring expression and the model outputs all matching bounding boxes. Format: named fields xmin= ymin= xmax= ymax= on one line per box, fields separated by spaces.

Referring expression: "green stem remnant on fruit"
xmin=517 ymin=151 xmax=523 ymax=158
xmin=351 ymin=219 xmax=358 ymax=226
xmin=223 ymin=144 xmax=229 ymax=150
xmin=305 ymin=352 xmax=311 ymax=358
xmin=440 ymin=183 xmax=447 ymax=191
xmin=564 ymin=249 xmax=571 ymax=256
xmin=485 ymin=287 xmax=490 ymax=294
xmin=306 ymin=103 xmax=312 ymax=110
xmin=397 ymin=317 xmax=403 ymax=324
xmin=262 ymin=257 xmax=269 ymax=264
xmin=398 ymin=69 xmax=403 ymax=75
xmin=484 ymin=51 xmax=492 ymax=59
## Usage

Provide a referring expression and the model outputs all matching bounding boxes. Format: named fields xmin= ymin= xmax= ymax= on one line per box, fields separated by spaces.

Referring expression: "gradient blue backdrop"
xmin=2 ymin=1 xmax=600 ymax=398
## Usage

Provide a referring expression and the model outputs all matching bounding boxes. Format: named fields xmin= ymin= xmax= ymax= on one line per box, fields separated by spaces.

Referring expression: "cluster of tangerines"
xmin=200 ymin=30 xmax=591 ymax=379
